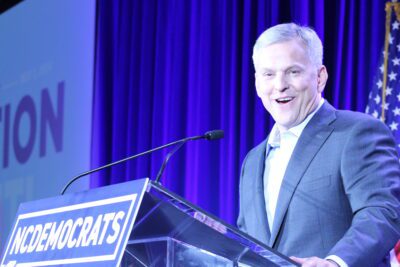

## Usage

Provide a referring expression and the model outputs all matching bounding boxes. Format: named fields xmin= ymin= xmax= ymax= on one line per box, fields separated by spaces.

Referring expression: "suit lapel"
xmin=269 ymin=102 xmax=337 ymax=247
xmin=252 ymin=139 xmax=272 ymax=242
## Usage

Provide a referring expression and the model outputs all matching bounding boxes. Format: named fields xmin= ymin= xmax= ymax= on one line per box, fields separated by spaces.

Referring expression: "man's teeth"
xmin=276 ymin=97 xmax=293 ymax=103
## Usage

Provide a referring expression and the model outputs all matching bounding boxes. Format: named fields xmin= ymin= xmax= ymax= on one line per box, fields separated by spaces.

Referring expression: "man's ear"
xmin=317 ymin=65 xmax=328 ymax=93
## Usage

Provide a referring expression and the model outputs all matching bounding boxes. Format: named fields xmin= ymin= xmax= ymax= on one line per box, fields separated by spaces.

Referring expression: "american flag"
xmin=365 ymin=2 xmax=400 ymax=266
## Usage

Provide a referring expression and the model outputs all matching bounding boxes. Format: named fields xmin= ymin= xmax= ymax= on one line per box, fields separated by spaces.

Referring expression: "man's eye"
xmin=290 ymin=70 xmax=300 ymax=75
xmin=263 ymin=72 xmax=274 ymax=77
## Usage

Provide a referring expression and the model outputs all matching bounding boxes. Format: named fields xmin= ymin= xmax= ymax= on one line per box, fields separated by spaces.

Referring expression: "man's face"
xmin=254 ymin=39 xmax=327 ymax=131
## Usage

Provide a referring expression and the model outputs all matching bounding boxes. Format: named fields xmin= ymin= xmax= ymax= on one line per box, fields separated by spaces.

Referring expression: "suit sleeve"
xmin=328 ymin=118 xmax=400 ymax=267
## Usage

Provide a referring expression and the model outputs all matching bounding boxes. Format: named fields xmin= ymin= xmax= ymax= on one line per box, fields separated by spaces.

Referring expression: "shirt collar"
xmin=268 ymin=98 xmax=325 ymax=147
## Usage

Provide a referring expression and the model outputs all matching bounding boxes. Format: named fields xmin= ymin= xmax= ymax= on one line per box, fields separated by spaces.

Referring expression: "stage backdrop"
xmin=91 ymin=0 xmax=387 ymax=226
xmin=0 ymin=0 xmax=95 ymax=249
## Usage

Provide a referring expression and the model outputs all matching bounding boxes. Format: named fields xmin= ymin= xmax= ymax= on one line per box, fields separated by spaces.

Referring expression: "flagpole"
xmin=382 ymin=2 xmax=392 ymax=122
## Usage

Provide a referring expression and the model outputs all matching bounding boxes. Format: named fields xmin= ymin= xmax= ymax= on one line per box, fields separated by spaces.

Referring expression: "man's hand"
xmin=290 ymin=256 xmax=339 ymax=267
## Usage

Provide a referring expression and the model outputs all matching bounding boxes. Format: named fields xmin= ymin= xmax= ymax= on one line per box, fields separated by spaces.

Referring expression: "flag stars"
xmin=394 ymin=20 xmax=400 ymax=30
xmin=393 ymin=107 xmax=400 ymax=116
xmin=386 ymin=86 xmax=393 ymax=96
xmin=397 ymin=93 xmax=400 ymax=102
xmin=374 ymin=94 xmax=381 ymax=104
xmin=389 ymin=34 xmax=394 ymax=44
xmin=397 ymin=43 xmax=400 ymax=52
xmin=384 ymin=102 xmax=390 ymax=110
xmin=389 ymin=121 xmax=398 ymax=131
xmin=372 ymin=110 xmax=379 ymax=118
xmin=389 ymin=71 xmax=397 ymax=81
xmin=393 ymin=57 xmax=400 ymax=66
xmin=376 ymin=79 xmax=383 ymax=88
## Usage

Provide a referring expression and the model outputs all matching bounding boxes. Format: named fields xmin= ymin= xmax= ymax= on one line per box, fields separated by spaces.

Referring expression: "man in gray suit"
xmin=237 ymin=23 xmax=400 ymax=267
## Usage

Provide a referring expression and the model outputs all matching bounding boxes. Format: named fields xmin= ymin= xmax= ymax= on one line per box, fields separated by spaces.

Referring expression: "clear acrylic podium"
xmin=121 ymin=181 xmax=298 ymax=267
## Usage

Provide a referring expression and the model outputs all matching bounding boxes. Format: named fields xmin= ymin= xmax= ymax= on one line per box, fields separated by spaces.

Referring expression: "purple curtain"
xmin=91 ymin=0 xmax=386 ymax=225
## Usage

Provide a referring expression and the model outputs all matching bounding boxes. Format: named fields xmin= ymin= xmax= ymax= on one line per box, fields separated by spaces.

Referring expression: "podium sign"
xmin=1 ymin=179 xmax=149 ymax=267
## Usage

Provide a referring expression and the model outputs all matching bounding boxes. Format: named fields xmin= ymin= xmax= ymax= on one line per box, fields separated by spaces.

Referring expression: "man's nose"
xmin=274 ymin=73 xmax=289 ymax=92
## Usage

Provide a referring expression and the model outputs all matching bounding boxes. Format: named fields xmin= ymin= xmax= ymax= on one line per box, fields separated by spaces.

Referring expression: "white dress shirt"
xmin=263 ymin=99 xmax=348 ymax=267
xmin=264 ymin=99 xmax=324 ymax=230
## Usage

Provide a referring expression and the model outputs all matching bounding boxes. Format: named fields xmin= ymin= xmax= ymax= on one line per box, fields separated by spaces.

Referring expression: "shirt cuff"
xmin=325 ymin=255 xmax=348 ymax=267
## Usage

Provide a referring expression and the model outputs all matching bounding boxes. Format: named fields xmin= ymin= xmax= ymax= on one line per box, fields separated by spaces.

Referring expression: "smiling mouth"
xmin=275 ymin=97 xmax=294 ymax=104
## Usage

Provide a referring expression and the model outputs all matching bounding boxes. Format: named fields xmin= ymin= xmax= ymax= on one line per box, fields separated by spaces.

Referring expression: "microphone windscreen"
xmin=204 ymin=130 xmax=224 ymax=140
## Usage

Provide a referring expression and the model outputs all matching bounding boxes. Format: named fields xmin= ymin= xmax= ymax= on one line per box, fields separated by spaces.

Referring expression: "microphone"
xmin=154 ymin=130 xmax=224 ymax=183
xmin=60 ymin=130 xmax=224 ymax=195
xmin=204 ymin=129 xmax=224 ymax=140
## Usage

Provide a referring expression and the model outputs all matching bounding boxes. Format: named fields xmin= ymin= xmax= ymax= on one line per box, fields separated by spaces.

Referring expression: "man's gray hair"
xmin=253 ymin=23 xmax=323 ymax=68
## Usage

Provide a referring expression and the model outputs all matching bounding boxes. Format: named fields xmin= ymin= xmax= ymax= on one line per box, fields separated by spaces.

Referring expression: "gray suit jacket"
xmin=237 ymin=102 xmax=400 ymax=267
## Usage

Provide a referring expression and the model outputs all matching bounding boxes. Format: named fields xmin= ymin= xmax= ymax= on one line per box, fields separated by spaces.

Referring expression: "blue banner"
xmin=0 ymin=0 xmax=96 ymax=250
xmin=1 ymin=178 xmax=148 ymax=267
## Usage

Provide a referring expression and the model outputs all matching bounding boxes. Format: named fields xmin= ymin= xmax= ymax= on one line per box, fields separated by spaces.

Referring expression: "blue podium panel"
xmin=1 ymin=178 xmax=149 ymax=267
